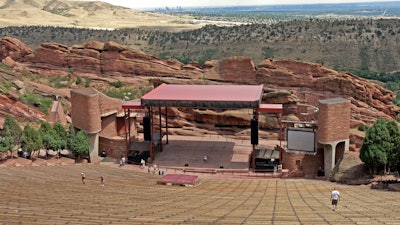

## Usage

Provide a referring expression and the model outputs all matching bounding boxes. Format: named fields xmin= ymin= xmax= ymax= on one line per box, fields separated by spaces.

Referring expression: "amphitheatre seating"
xmin=0 ymin=163 xmax=399 ymax=224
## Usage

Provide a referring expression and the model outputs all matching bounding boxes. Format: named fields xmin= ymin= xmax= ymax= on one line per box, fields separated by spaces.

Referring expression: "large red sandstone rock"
xmin=0 ymin=36 xmax=33 ymax=62
xmin=0 ymin=37 xmax=399 ymax=130
xmin=104 ymin=41 xmax=126 ymax=52
xmin=257 ymin=59 xmax=399 ymax=125
xmin=0 ymin=94 xmax=47 ymax=124
xmin=69 ymin=48 xmax=101 ymax=73
xmin=2 ymin=56 xmax=16 ymax=67
xmin=32 ymin=42 xmax=70 ymax=68
xmin=204 ymin=56 xmax=257 ymax=83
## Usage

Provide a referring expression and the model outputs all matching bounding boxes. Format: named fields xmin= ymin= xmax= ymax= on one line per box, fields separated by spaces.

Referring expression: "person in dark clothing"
xmin=317 ymin=166 xmax=325 ymax=176
xmin=100 ymin=175 xmax=105 ymax=186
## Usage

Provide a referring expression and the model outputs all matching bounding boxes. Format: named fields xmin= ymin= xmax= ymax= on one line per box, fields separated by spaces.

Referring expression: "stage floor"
xmin=153 ymin=135 xmax=280 ymax=170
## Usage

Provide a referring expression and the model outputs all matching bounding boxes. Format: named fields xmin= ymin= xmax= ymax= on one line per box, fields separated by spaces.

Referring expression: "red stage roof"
xmin=140 ymin=84 xmax=264 ymax=108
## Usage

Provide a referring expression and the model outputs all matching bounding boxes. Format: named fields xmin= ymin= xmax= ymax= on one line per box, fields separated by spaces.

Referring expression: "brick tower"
xmin=317 ymin=97 xmax=350 ymax=177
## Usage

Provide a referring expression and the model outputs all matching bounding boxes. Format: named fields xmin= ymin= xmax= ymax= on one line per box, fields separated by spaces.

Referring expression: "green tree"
xmin=38 ymin=121 xmax=60 ymax=158
xmin=53 ymin=122 xmax=67 ymax=140
xmin=38 ymin=121 xmax=53 ymax=135
xmin=53 ymin=122 xmax=67 ymax=157
xmin=67 ymin=124 xmax=75 ymax=151
xmin=386 ymin=120 xmax=400 ymax=172
xmin=0 ymin=115 xmax=22 ymax=157
xmin=68 ymin=130 xmax=90 ymax=161
xmin=75 ymin=76 xmax=82 ymax=85
xmin=39 ymin=122 xmax=55 ymax=157
xmin=21 ymin=125 xmax=42 ymax=158
xmin=360 ymin=118 xmax=397 ymax=174
xmin=0 ymin=136 xmax=14 ymax=159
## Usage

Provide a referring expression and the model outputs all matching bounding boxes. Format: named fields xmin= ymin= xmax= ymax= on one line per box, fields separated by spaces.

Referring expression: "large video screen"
xmin=286 ymin=127 xmax=316 ymax=153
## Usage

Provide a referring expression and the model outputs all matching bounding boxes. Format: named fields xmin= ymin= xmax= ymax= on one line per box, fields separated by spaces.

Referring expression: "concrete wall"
xmin=88 ymin=133 xmax=100 ymax=163
xmin=99 ymin=136 xmax=126 ymax=159
xmin=282 ymin=147 xmax=324 ymax=177
xmin=100 ymin=114 xmax=118 ymax=137
xmin=98 ymin=92 xmax=123 ymax=116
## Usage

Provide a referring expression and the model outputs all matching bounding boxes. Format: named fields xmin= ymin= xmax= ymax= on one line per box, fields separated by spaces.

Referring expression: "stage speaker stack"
xmin=143 ymin=116 xmax=151 ymax=141
xmin=251 ymin=118 xmax=258 ymax=145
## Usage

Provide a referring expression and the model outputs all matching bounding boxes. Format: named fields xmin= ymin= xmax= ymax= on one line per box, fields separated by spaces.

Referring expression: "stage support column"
xmin=165 ymin=107 xmax=169 ymax=144
xmin=124 ymin=108 xmax=131 ymax=158
xmin=279 ymin=113 xmax=283 ymax=164
xmin=251 ymin=108 xmax=259 ymax=172
xmin=159 ymin=106 xmax=163 ymax=152
xmin=149 ymin=107 xmax=154 ymax=164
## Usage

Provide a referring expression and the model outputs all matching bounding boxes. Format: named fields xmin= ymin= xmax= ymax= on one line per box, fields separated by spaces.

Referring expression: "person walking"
xmin=153 ymin=164 xmax=158 ymax=175
xmin=119 ymin=155 xmax=126 ymax=167
xmin=81 ymin=172 xmax=86 ymax=184
xmin=100 ymin=175 xmax=105 ymax=186
xmin=331 ymin=187 xmax=340 ymax=210
xmin=122 ymin=155 xmax=126 ymax=166
xmin=140 ymin=159 xmax=145 ymax=169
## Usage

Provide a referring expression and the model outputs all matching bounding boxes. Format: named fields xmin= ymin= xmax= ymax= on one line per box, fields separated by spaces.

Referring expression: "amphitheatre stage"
xmin=152 ymin=135 xmax=281 ymax=171
xmin=140 ymin=135 xmax=281 ymax=186
xmin=155 ymin=135 xmax=251 ymax=170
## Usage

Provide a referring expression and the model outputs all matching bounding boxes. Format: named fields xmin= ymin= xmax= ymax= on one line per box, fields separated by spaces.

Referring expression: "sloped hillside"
xmin=0 ymin=0 xmax=199 ymax=29
xmin=1 ymin=1 xmax=400 ymax=72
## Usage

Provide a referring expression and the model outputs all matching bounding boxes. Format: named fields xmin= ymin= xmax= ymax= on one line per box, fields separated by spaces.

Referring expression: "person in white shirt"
xmin=140 ymin=159 xmax=145 ymax=169
xmin=119 ymin=155 xmax=126 ymax=167
xmin=331 ymin=187 xmax=340 ymax=210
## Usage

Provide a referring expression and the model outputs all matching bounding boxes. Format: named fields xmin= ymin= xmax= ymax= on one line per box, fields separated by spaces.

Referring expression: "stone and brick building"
xmin=281 ymin=97 xmax=350 ymax=177
xmin=70 ymin=87 xmax=137 ymax=162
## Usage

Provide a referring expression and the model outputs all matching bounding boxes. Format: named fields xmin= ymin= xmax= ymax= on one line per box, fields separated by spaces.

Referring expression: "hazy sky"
xmin=99 ymin=0 xmax=400 ymax=9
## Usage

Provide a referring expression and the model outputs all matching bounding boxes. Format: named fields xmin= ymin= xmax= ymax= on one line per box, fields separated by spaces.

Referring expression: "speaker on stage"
xmin=251 ymin=118 xmax=258 ymax=145
xmin=143 ymin=116 xmax=151 ymax=141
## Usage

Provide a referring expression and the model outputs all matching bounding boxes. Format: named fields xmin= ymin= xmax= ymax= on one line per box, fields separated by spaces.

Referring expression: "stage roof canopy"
xmin=122 ymin=84 xmax=282 ymax=113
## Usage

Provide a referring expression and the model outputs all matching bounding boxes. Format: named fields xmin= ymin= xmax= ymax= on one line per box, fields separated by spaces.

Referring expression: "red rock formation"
xmin=204 ymin=56 xmax=257 ymax=83
xmin=257 ymin=59 xmax=399 ymax=125
xmin=0 ymin=36 xmax=33 ymax=62
xmin=0 ymin=36 xmax=399 ymax=131
xmin=0 ymin=93 xmax=47 ymax=126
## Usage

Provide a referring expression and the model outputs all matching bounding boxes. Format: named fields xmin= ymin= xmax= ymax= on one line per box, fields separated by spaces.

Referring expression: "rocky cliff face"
xmin=0 ymin=92 xmax=47 ymax=129
xmin=0 ymin=36 xmax=398 ymax=133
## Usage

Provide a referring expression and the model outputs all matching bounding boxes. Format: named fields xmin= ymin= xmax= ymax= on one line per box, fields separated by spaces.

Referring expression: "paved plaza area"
xmin=0 ymin=163 xmax=399 ymax=224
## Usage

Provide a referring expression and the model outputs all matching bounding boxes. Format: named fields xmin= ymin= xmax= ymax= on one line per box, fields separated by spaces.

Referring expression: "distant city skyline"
xmin=99 ymin=0 xmax=400 ymax=10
